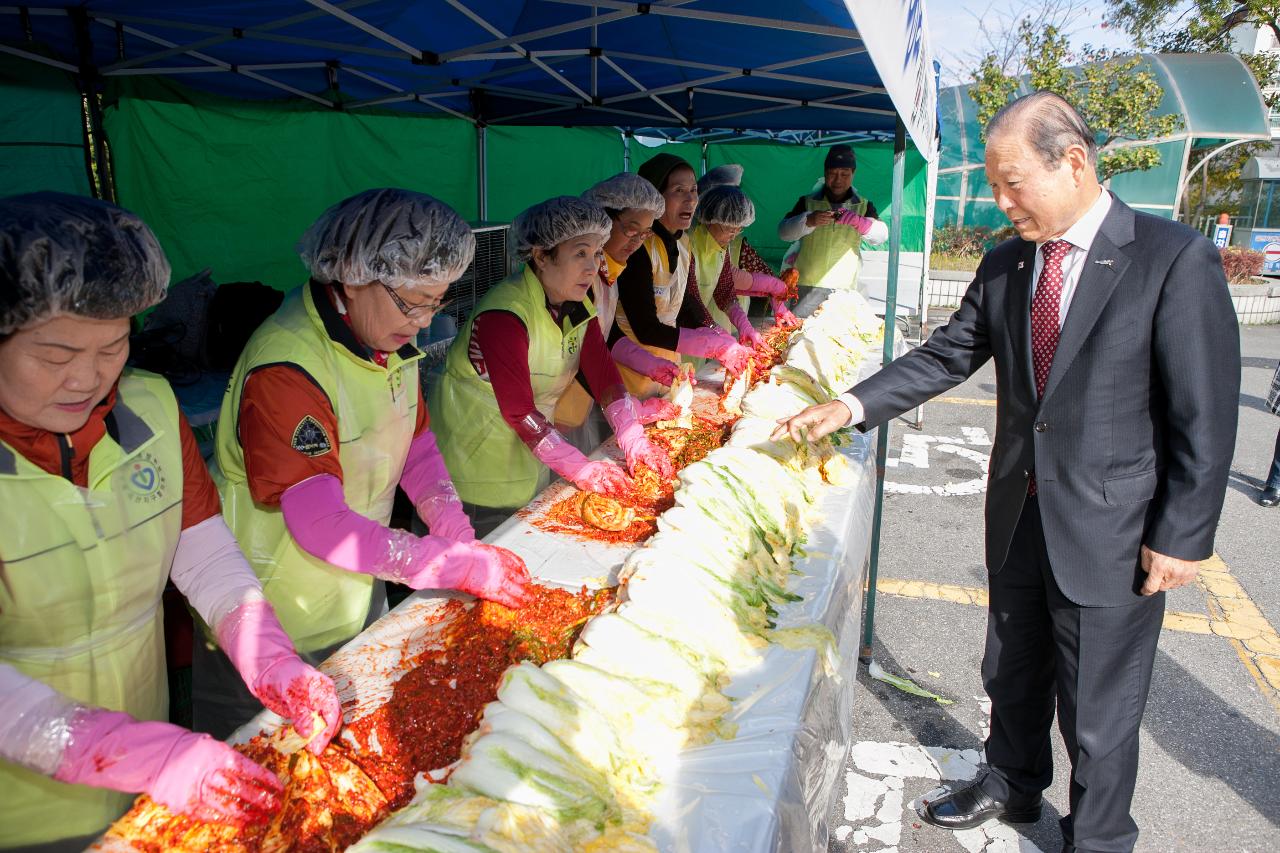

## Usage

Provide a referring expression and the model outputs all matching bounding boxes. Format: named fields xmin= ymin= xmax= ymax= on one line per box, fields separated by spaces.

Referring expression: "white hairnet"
xmin=512 ymin=196 xmax=612 ymax=264
xmin=297 ymin=188 xmax=475 ymax=290
xmin=582 ymin=173 xmax=665 ymax=218
xmin=0 ymin=192 xmax=170 ymax=335
xmin=697 ymin=164 xmax=743 ymax=195
xmin=697 ymin=185 xmax=756 ymax=228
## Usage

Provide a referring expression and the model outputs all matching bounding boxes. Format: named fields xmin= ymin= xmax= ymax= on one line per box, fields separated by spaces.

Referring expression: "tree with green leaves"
xmin=1105 ymin=1 xmax=1280 ymax=108
xmin=970 ymin=20 xmax=1181 ymax=180
xmin=1106 ymin=1 xmax=1279 ymax=219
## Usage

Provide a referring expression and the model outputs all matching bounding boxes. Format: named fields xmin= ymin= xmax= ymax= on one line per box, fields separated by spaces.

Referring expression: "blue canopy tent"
xmin=1 ymin=0 xmax=937 ymax=659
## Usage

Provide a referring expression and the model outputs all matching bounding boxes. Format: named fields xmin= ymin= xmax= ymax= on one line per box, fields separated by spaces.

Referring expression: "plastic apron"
xmin=431 ymin=265 xmax=595 ymax=510
xmin=689 ymin=224 xmax=747 ymax=335
xmin=554 ymin=256 xmax=622 ymax=430
xmin=614 ymin=231 xmax=690 ymax=398
xmin=794 ymin=193 xmax=870 ymax=292
xmin=213 ymin=284 xmax=421 ymax=654
xmin=0 ymin=370 xmax=183 ymax=847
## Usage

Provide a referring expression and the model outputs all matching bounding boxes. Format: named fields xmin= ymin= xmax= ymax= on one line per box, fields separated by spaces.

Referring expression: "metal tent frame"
xmin=0 ymin=0 xmax=938 ymax=660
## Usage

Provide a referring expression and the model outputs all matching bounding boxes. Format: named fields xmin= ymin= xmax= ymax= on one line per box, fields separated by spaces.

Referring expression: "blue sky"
xmin=926 ymin=0 xmax=1140 ymax=85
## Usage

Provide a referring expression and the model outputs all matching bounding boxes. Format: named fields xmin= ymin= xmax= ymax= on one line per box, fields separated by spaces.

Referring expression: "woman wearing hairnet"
xmin=431 ymin=196 xmax=674 ymax=535
xmin=0 ymin=193 xmax=341 ymax=851
xmin=611 ymin=154 xmax=753 ymax=397
xmin=197 ymin=188 xmax=531 ymax=739
xmin=691 ymin=165 xmax=800 ymax=344
xmin=553 ymin=173 xmax=679 ymax=431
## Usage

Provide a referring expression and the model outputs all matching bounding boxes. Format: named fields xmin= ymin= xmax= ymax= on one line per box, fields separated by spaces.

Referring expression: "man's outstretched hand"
xmin=770 ymin=400 xmax=853 ymax=443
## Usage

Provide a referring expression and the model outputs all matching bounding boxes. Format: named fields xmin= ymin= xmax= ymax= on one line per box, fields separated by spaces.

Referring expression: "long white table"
xmin=93 ymin=354 xmax=881 ymax=853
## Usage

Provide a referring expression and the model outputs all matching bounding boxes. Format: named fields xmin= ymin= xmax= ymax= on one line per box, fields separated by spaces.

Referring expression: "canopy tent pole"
xmin=476 ymin=124 xmax=488 ymax=220
xmin=70 ymin=7 xmax=115 ymax=202
xmin=861 ymin=116 xmax=905 ymax=663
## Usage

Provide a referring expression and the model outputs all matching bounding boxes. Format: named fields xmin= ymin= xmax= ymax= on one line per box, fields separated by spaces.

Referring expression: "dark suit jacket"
xmin=850 ymin=196 xmax=1240 ymax=606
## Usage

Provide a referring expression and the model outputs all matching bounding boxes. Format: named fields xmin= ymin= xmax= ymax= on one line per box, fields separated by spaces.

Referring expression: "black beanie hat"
xmin=637 ymin=153 xmax=693 ymax=192
xmin=824 ymin=144 xmax=856 ymax=170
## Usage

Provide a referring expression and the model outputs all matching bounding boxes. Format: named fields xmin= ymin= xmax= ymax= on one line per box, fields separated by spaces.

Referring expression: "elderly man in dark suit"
xmin=775 ymin=91 xmax=1239 ymax=852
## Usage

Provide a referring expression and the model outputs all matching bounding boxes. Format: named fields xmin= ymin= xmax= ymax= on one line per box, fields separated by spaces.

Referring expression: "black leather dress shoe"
xmin=1260 ymin=485 xmax=1280 ymax=508
xmin=919 ymin=780 xmax=1042 ymax=830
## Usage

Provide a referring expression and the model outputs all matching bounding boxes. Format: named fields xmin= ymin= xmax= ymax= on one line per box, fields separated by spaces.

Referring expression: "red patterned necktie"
xmin=1028 ymin=239 xmax=1072 ymax=495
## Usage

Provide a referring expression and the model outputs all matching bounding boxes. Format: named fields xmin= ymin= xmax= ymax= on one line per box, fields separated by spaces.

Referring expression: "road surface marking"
xmin=876 ymin=578 xmax=1216 ymax=636
xmin=1197 ymin=554 xmax=1280 ymax=716
xmin=835 ymin=740 xmax=1046 ymax=852
xmin=936 ymin=396 xmax=998 ymax=406
xmin=886 ymin=431 xmax=992 ymax=496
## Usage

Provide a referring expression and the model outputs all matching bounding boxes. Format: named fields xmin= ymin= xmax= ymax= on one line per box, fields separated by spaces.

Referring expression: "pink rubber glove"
xmin=604 ymin=396 xmax=676 ymax=479
xmin=216 ymin=599 xmax=341 ymax=755
xmin=726 ymin=302 xmax=763 ymax=347
xmin=773 ymin=299 xmax=800 ymax=329
xmin=677 ymin=326 xmax=752 ymax=376
xmin=731 ymin=268 xmax=788 ymax=298
xmin=612 ymin=336 xmax=682 ymax=387
xmin=53 ymin=709 xmax=282 ymax=826
xmin=280 ymin=475 xmax=531 ymax=608
xmin=637 ymin=397 xmax=679 ymax=424
xmin=836 ymin=209 xmax=874 ymax=234
xmin=400 ymin=430 xmax=476 ymax=542
xmin=530 ymin=429 xmax=631 ymax=495
xmin=409 ymin=541 xmax=534 ymax=609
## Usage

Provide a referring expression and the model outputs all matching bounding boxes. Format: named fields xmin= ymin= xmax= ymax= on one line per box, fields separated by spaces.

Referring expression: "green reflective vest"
xmin=689 ymin=223 xmax=746 ymax=335
xmin=431 ymin=265 xmax=594 ymax=509
xmin=794 ymin=191 xmax=870 ymax=292
xmin=213 ymin=283 xmax=422 ymax=654
xmin=0 ymin=370 xmax=183 ymax=847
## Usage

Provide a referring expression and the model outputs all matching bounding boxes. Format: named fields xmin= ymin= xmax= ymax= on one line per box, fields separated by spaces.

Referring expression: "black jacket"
xmin=849 ymin=197 xmax=1239 ymax=605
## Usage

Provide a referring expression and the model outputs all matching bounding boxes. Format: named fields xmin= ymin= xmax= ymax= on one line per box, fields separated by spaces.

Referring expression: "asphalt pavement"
xmin=826 ymin=317 xmax=1280 ymax=853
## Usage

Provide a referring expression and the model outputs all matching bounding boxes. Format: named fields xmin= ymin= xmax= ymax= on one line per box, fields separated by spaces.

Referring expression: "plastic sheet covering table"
xmin=91 ymin=352 xmax=882 ymax=853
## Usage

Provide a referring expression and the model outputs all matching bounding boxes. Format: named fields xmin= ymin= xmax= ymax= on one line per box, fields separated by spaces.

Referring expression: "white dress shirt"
xmin=836 ymin=189 xmax=1112 ymax=427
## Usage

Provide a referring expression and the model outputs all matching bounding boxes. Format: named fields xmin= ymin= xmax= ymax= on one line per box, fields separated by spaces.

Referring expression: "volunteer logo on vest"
xmin=387 ymin=364 xmax=406 ymax=402
xmin=291 ymin=415 xmax=333 ymax=457
xmin=124 ymin=452 xmax=167 ymax=503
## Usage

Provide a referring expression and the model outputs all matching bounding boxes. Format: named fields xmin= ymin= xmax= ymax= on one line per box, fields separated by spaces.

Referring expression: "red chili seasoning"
xmin=103 ymin=585 xmax=614 ymax=852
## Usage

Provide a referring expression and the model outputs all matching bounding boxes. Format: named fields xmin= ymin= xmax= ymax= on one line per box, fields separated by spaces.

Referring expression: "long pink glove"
xmin=726 ymin=302 xmax=763 ymax=347
xmin=611 ymin=336 xmax=682 ymax=387
xmin=53 ymin=709 xmax=282 ymax=826
xmin=399 ymin=430 xmax=475 ymax=542
xmin=216 ymin=600 xmax=341 ymax=755
xmin=529 ymin=429 xmax=631 ymax=495
xmin=604 ymin=396 xmax=676 ymax=479
xmin=731 ymin=268 xmax=789 ymax=298
xmin=280 ymin=475 xmax=531 ymax=608
xmin=773 ymin=299 xmax=800 ymax=329
xmin=637 ymin=397 xmax=679 ymax=424
xmin=677 ymin=326 xmax=752 ymax=376
xmin=835 ymin=208 xmax=874 ymax=234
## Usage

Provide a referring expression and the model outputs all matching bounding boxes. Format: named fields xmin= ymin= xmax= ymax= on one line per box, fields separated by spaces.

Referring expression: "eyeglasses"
xmin=381 ymin=282 xmax=451 ymax=320
xmin=617 ymin=221 xmax=654 ymax=241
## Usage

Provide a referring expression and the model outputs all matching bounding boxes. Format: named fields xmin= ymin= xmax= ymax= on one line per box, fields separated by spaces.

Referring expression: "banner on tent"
xmin=844 ymin=0 xmax=938 ymax=161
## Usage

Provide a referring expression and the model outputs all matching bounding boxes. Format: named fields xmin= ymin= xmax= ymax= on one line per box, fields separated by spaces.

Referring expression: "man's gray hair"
xmin=986 ymin=91 xmax=1098 ymax=168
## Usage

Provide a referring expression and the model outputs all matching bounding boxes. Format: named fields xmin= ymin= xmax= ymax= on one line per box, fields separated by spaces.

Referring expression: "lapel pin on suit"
xmin=1017 ymin=261 xmax=1025 ymax=270
xmin=1094 ymin=258 xmax=1114 ymax=267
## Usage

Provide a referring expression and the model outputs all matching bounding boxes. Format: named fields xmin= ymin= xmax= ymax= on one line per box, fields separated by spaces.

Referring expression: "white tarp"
xmin=844 ymin=0 xmax=939 ymax=161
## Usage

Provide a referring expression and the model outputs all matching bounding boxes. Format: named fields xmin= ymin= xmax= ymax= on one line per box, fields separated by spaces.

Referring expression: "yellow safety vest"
xmin=794 ymin=192 xmax=870 ymax=292
xmin=213 ymin=283 xmax=422 ymax=654
xmin=432 ymin=265 xmax=595 ymax=509
xmin=689 ymin=223 xmax=747 ymax=335
xmin=0 ymin=370 xmax=183 ymax=847
xmin=614 ymin=230 xmax=690 ymax=398
xmin=554 ymin=255 xmax=625 ymax=430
